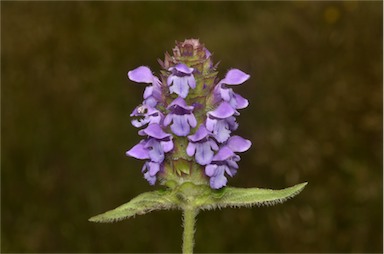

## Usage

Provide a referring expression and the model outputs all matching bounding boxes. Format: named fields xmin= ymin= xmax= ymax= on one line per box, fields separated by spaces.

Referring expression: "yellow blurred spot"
xmin=324 ymin=6 xmax=340 ymax=24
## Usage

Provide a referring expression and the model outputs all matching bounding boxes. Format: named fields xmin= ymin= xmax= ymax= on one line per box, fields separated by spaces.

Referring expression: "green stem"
xmin=182 ymin=208 xmax=197 ymax=254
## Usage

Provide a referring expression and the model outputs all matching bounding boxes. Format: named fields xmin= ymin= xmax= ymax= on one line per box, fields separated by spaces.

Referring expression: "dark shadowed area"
xmin=1 ymin=2 xmax=382 ymax=253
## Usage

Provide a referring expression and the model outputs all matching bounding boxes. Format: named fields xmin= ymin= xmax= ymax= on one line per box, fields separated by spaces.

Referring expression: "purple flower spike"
xmin=167 ymin=63 xmax=196 ymax=98
xmin=164 ymin=97 xmax=197 ymax=136
xmin=125 ymin=39 xmax=252 ymax=188
xmin=187 ymin=125 xmax=219 ymax=165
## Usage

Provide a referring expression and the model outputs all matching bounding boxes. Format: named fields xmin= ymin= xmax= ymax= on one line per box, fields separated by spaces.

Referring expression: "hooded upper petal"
xmin=233 ymin=93 xmax=249 ymax=109
xmin=219 ymin=69 xmax=250 ymax=86
xmin=170 ymin=63 xmax=194 ymax=74
xmin=209 ymin=166 xmax=228 ymax=189
xmin=226 ymin=135 xmax=252 ymax=153
xmin=145 ymin=139 xmax=165 ymax=162
xmin=195 ymin=142 xmax=215 ymax=165
xmin=138 ymin=124 xmax=171 ymax=139
xmin=212 ymin=146 xmax=235 ymax=161
xmin=126 ymin=141 xmax=149 ymax=160
xmin=167 ymin=97 xmax=194 ymax=111
xmin=188 ymin=124 xmax=210 ymax=142
xmin=142 ymin=162 xmax=161 ymax=185
xmin=128 ymin=66 xmax=155 ymax=84
xmin=208 ymin=102 xmax=235 ymax=119
xmin=170 ymin=115 xmax=191 ymax=136
xmin=167 ymin=64 xmax=196 ymax=98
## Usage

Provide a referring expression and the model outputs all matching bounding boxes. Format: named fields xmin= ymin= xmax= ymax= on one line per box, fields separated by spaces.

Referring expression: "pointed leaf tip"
xmin=198 ymin=182 xmax=307 ymax=210
xmin=89 ymin=190 xmax=179 ymax=223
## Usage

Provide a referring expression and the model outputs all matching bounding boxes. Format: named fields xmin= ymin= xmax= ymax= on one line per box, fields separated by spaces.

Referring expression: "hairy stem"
xmin=182 ymin=208 xmax=197 ymax=254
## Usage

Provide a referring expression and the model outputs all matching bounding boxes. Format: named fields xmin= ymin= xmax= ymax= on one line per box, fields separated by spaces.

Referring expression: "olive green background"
xmin=1 ymin=1 xmax=382 ymax=253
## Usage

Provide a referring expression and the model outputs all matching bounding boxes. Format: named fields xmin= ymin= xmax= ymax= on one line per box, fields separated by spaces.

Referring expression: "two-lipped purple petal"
xmin=142 ymin=162 xmax=161 ymax=185
xmin=215 ymin=69 xmax=250 ymax=110
xmin=126 ymin=123 xmax=174 ymax=184
xmin=128 ymin=66 xmax=162 ymax=107
xmin=167 ymin=64 xmax=196 ymax=98
xmin=126 ymin=140 xmax=150 ymax=160
xmin=187 ymin=125 xmax=219 ymax=165
xmin=205 ymin=164 xmax=228 ymax=189
xmin=208 ymin=101 xmax=236 ymax=118
xmin=131 ymin=106 xmax=162 ymax=128
xmin=226 ymin=135 xmax=252 ymax=153
xmin=204 ymin=135 xmax=251 ymax=189
xmin=138 ymin=123 xmax=171 ymax=139
xmin=206 ymin=117 xmax=238 ymax=143
xmin=205 ymin=101 xmax=239 ymax=143
xmin=189 ymin=141 xmax=218 ymax=165
xmin=164 ymin=97 xmax=197 ymax=136
xmin=219 ymin=69 xmax=250 ymax=85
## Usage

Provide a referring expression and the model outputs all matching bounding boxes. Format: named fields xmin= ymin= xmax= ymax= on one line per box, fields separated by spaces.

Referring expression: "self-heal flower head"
xmin=167 ymin=63 xmax=196 ymax=98
xmin=126 ymin=39 xmax=251 ymax=188
xmin=92 ymin=40 xmax=308 ymax=254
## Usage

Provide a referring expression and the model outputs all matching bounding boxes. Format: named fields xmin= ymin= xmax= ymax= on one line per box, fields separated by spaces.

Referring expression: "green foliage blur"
xmin=1 ymin=2 xmax=382 ymax=253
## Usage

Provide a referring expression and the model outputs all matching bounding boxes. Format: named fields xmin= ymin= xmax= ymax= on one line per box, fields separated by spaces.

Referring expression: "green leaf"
xmin=89 ymin=190 xmax=179 ymax=223
xmin=198 ymin=182 xmax=307 ymax=210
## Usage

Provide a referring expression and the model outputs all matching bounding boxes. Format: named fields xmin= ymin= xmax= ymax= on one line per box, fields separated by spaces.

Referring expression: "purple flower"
xmin=130 ymin=105 xmax=163 ymax=128
xmin=206 ymin=102 xmax=239 ymax=143
xmin=214 ymin=69 xmax=250 ymax=109
xmin=164 ymin=97 xmax=197 ymax=136
xmin=127 ymin=124 xmax=173 ymax=163
xmin=142 ymin=161 xmax=161 ymax=185
xmin=167 ymin=63 xmax=196 ymax=98
xmin=138 ymin=124 xmax=174 ymax=162
xmin=205 ymin=164 xmax=227 ymax=189
xmin=205 ymin=136 xmax=251 ymax=189
xmin=128 ymin=66 xmax=162 ymax=107
xmin=126 ymin=139 xmax=150 ymax=160
xmin=187 ymin=124 xmax=219 ymax=165
xmin=126 ymin=124 xmax=174 ymax=185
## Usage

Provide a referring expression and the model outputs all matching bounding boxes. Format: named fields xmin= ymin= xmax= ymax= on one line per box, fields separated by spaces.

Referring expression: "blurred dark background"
xmin=1 ymin=1 xmax=382 ymax=253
